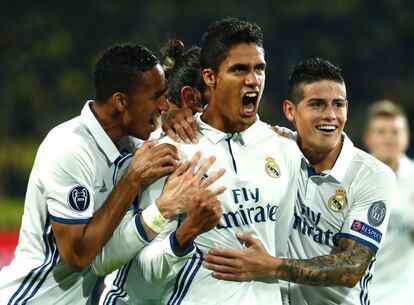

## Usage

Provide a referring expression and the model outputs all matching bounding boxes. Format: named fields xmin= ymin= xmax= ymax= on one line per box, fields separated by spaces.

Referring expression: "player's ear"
xmin=112 ymin=92 xmax=128 ymax=112
xmin=283 ymin=100 xmax=296 ymax=123
xmin=203 ymin=68 xmax=216 ymax=89
xmin=180 ymin=86 xmax=197 ymax=108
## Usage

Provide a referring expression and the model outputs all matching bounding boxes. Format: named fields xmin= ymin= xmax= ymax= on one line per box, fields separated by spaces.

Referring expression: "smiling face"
xmin=122 ymin=64 xmax=168 ymax=139
xmin=202 ymin=42 xmax=266 ymax=133
xmin=284 ymin=80 xmax=348 ymax=155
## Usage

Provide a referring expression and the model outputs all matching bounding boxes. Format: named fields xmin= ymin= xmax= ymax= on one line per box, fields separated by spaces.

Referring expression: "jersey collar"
xmin=195 ymin=112 xmax=268 ymax=145
xmin=327 ymin=133 xmax=355 ymax=183
xmin=80 ymin=100 xmax=124 ymax=164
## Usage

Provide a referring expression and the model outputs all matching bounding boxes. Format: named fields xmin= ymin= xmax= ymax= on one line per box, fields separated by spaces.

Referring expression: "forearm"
xmin=138 ymin=222 xmax=195 ymax=284
xmin=91 ymin=211 xmax=149 ymax=275
xmin=274 ymin=253 xmax=366 ymax=287
xmin=57 ymin=176 xmax=141 ymax=269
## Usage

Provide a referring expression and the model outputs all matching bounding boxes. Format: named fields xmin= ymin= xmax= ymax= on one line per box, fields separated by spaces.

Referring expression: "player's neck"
xmin=301 ymin=141 xmax=343 ymax=174
xmin=91 ymin=101 xmax=123 ymax=143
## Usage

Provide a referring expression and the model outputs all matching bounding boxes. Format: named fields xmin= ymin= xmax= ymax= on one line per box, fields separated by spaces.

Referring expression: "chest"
xmin=296 ymin=171 xmax=350 ymax=230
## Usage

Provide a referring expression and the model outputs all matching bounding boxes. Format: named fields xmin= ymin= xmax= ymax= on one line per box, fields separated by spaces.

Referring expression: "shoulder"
xmin=349 ymin=148 xmax=395 ymax=191
xmin=352 ymin=148 xmax=393 ymax=176
xmin=39 ymin=118 xmax=95 ymax=167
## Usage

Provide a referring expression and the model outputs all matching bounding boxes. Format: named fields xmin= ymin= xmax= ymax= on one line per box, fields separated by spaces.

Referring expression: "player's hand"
xmin=161 ymin=107 xmax=199 ymax=144
xmin=156 ymin=151 xmax=226 ymax=219
xmin=186 ymin=188 xmax=224 ymax=234
xmin=173 ymin=188 xmax=224 ymax=254
xmin=271 ymin=125 xmax=297 ymax=141
xmin=203 ymin=232 xmax=279 ymax=281
xmin=125 ymin=141 xmax=180 ymax=188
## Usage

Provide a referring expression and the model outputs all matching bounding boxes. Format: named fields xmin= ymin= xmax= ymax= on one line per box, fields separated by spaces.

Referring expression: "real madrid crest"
xmin=328 ymin=189 xmax=347 ymax=212
xmin=265 ymin=156 xmax=281 ymax=178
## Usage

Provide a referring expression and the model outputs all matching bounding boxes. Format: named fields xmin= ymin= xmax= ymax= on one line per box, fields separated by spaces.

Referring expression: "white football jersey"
xmin=286 ymin=135 xmax=395 ymax=305
xmin=370 ymin=154 xmax=414 ymax=305
xmin=134 ymin=113 xmax=302 ymax=305
xmin=0 ymin=101 xmax=148 ymax=305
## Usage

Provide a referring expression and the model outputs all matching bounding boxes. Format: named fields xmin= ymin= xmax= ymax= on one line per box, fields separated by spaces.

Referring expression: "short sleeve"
xmin=38 ymin=139 xmax=95 ymax=224
xmin=339 ymin=168 xmax=396 ymax=252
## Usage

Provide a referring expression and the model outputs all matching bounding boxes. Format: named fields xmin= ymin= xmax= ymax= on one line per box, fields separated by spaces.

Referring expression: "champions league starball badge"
xmin=265 ymin=156 xmax=281 ymax=178
xmin=368 ymin=201 xmax=386 ymax=227
xmin=328 ymin=189 xmax=347 ymax=212
xmin=68 ymin=186 xmax=90 ymax=212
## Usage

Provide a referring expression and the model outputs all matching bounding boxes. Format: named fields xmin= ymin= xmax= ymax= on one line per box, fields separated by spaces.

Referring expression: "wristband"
xmin=141 ymin=203 xmax=168 ymax=233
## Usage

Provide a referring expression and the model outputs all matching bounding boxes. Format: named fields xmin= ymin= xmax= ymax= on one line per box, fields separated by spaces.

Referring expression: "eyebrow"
xmin=255 ymin=63 xmax=266 ymax=69
xmin=308 ymin=98 xmax=346 ymax=102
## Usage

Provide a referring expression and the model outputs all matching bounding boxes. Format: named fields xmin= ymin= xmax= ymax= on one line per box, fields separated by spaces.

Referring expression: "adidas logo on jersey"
xmin=100 ymin=180 xmax=108 ymax=193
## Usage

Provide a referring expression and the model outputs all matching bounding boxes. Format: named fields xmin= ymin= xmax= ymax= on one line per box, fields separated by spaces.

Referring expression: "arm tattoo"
xmin=276 ymin=238 xmax=374 ymax=287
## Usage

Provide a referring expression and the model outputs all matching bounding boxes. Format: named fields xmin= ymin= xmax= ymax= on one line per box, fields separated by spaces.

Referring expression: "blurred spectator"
xmin=363 ymin=100 xmax=414 ymax=305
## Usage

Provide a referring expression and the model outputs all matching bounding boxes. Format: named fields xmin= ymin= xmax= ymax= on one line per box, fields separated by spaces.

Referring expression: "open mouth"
xmin=316 ymin=125 xmax=337 ymax=133
xmin=242 ymin=92 xmax=258 ymax=116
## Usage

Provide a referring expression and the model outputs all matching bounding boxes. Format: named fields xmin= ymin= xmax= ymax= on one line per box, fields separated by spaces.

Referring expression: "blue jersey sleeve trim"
xmin=134 ymin=214 xmax=151 ymax=243
xmin=170 ymin=231 xmax=195 ymax=257
xmin=337 ymin=233 xmax=379 ymax=252
xmin=48 ymin=213 xmax=90 ymax=224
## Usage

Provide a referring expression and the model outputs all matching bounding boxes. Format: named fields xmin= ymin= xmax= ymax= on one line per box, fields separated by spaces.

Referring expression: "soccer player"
xmin=202 ymin=58 xmax=396 ymax=305
xmin=363 ymin=100 xmax=414 ymax=305
xmin=133 ymin=17 xmax=303 ymax=305
xmin=98 ymin=39 xmax=215 ymax=305
xmin=0 ymin=42 xmax=222 ymax=305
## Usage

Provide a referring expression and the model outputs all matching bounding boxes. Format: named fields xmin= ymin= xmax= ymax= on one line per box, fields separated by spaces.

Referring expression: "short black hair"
xmin=287 ymin=58 xmax=344 ymax=103
xmin=201 ymin=17 xmax=264 ymax=73
xmin=94 ymin=42 xmax=159 ymax=102
xmin=162 ymin=40 xmax=205 ymax=106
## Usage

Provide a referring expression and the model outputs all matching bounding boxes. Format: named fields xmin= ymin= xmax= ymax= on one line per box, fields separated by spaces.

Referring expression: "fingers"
xmin=211 ymin=272 xmax=240 ymax=281
xmin=152 ymin=155 xmax=180 ymax=169
xmin=151 ymin=165 xmax=177 ymax=179
xmin=179 ymin=119 xmax=197 ymax=144
xmin=174 ymin=161 xmax=191 ymax=176
xmin=201 ymin=168 xmax=226 ymax=188
xmin=165 ymin=128 xmax=180 ymax=143
xmin=150 ymin=143 xmax=180 ymax=161
xmin=209 ymin=186 xmax=226 ymax=196
xmin=166 ymin=161 xmax=190 ymax=182
xmin=136 ymin=140 xmax=158 ymax=153
xmin=193 ymin=156 xmax=216 ymax=181
xmin=207 ymin=247 xmax=240 ymax=259
xmin=204 ymin=261 xmax=236 ymax=273
xmin=190 ymin=102 xmax=204 ymax=114
xmin=236 ymin=232 xmax=258 ymax=247
xmin=184 ymin=151 xmax=202 ymax=177
xmin=173 ymin=122 xmax=191 ymax=144
xmin=185 ymin=114 xmax=198 ymax=144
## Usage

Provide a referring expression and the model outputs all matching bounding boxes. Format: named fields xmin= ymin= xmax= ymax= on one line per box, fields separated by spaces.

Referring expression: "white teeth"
xmin=317 ymin=125 xmax=336 ymax=131
xmin=245 ymin=92 xmax=258 ymax=98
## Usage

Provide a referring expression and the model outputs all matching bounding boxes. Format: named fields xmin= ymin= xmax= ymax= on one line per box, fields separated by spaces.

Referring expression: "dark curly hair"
xmin=287 ymin=57 xmax=345 ymax=103
xmin=94 ymin=42 xmax=159 ymax=102
xmin=201 ymin=17 xmax=264 ymax=73
xmin=162 ymin=39 xmax=205 ymax=106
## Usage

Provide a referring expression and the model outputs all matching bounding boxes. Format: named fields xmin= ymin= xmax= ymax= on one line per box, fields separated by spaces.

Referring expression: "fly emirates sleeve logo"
xmin=216 ymin=187 xmax=279 ymax=230
xmin=292 ymin=203 xmax=339 ymax=247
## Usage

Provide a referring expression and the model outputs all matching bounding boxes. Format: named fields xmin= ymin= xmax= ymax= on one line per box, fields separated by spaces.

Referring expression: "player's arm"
xmin=91 ymin=152 xmax=226 ymax=275
xmin=137 ymin=187 xmax=224 ymax=284
xmin=204 ymin=232 xmax=373 ymax=287
xmin=50 ymin=142 xmax=179 ymax=271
